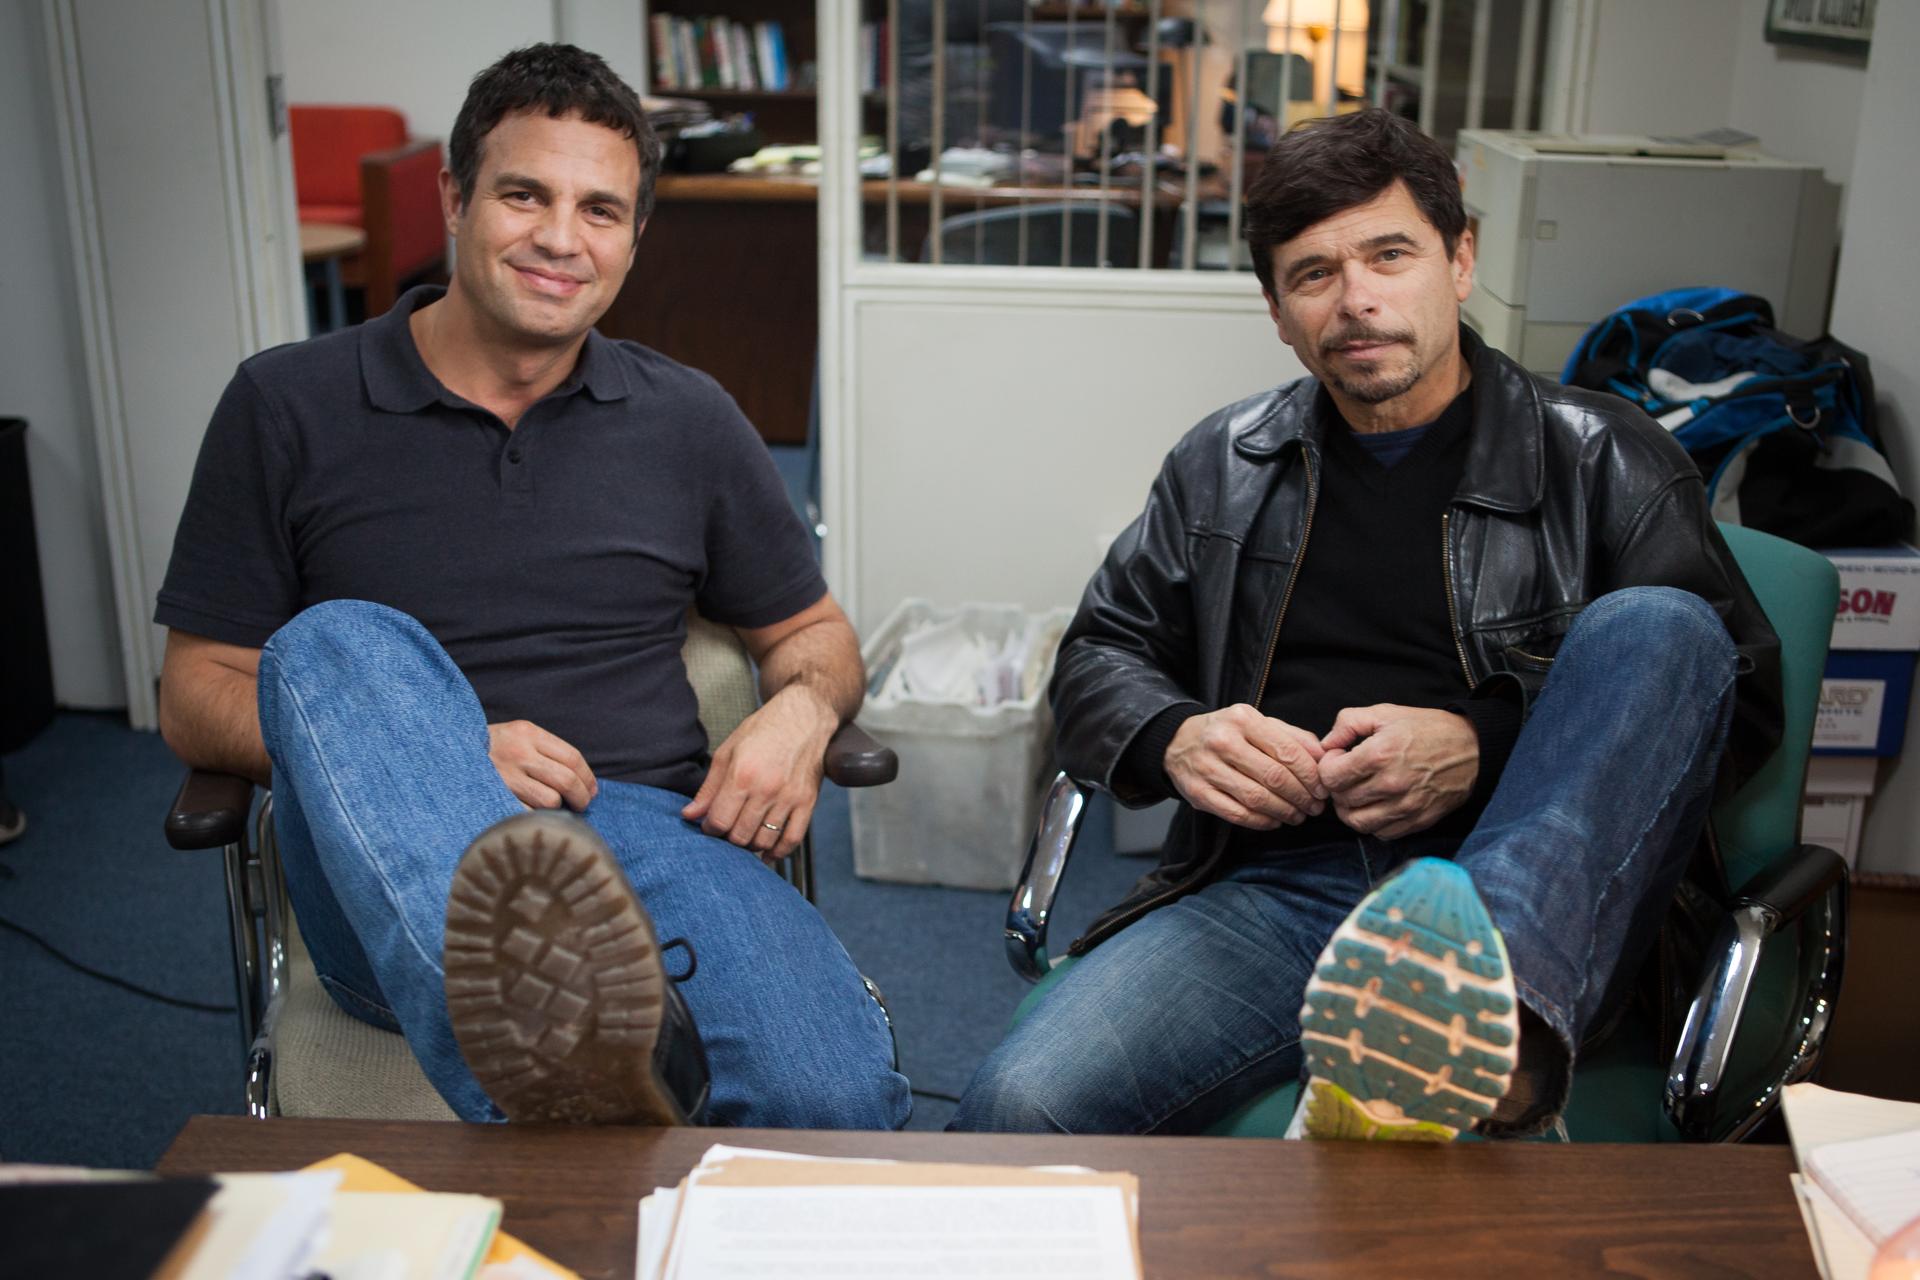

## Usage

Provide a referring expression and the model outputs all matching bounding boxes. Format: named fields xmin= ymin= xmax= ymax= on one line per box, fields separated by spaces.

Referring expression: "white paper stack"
xmin=1782 ymin=1082 xmax=1920 ymax=1280
xmin=637 ymin=1144 xmax=1142 ymax=1279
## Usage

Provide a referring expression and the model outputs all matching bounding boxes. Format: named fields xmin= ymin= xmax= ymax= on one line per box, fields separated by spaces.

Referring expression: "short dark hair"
xmin=1243 ymin=108 xmax=1466 ymax=298
xmin=449 ymin=43 xmax=663 ymax=227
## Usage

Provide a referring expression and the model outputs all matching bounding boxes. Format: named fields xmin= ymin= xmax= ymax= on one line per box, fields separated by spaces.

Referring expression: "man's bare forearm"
xmin=158 ymin=632 xmax=272 ymax=785
xmin=757 ymin=614 xmax=864 ymax=728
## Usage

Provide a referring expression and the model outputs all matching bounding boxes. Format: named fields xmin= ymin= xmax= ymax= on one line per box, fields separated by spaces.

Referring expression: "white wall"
xmin=275 ymin=0 xmax=647 ymax=144
xmin=846 ymin=284 xmax=1294 ymax=631
xmin=1831 ymin=0 xmax=1920 ymax=877
xmin=41 ymin=0 xmax=305 ymax=727
xmin=1575 ymin=0 xmax=1743 ymax=136
xmin=1725 ymin=0 xmax=1868 ymax=195
xmin=3 ymin=0 xmax=122 ymax=708
xmin=275 ymin=0 xmax=552 ymax=141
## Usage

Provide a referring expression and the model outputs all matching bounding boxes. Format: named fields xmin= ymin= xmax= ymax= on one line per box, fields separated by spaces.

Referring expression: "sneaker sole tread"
xmin=1299 ymin=858 xmax=1519 ymax=1140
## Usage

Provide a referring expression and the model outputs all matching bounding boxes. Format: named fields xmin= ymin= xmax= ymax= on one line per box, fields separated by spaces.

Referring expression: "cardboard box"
xmin=1800 ymin=755 xmax=1877 ymax=866
xmin=1800 ymin=793 xmax=1866 ymax=865
xmin=1813 ymin=650 xmax=1919 ymax=755
xmin=1823 ymin=545 xmax=1920 ymax=651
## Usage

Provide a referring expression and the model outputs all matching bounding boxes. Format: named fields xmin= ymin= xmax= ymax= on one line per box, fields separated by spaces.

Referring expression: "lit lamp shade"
xmin=1262 ymin=0 xmax=1370 ymax=106
xmin=1262 ymin=0 xmax=1370 ymax=36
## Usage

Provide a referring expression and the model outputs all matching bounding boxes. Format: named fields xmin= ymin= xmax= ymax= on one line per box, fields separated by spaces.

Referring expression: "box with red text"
xmin=1823 ymin=545 xmax=1920 ymax=651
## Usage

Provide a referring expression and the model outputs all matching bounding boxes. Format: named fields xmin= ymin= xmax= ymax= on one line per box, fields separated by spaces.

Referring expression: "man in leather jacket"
xmin=950 ymin=109 xmax=1781 ymax=1140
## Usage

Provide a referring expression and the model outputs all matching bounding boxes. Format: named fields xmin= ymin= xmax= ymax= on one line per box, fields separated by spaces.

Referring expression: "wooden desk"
xmin=299 ymin=222 xmax=367 ymax=335
xmin=157 ymin=1116 xmax=1816 ymax=1279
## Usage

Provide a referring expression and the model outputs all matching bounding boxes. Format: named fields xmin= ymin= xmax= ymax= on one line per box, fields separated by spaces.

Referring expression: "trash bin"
xmin=850 ymin=599 xmax=1072 ymax=890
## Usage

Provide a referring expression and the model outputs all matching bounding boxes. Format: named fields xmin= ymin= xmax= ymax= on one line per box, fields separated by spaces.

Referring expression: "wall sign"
xmin=1765 ymin=0 xmax=1875 ymax=56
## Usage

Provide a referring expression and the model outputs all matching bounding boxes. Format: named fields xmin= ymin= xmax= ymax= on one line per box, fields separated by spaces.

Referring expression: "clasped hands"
xmin=487 ymin=683 xmax=839 ymax=863
xmin=1163 ymin=702 xmax=1480 ymax=840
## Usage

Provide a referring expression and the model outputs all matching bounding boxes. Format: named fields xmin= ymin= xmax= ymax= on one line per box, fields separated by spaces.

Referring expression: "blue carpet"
xmin=0 ymin=714 xmax=244 ymax=1169
xmin=0 ymin=713 xmax=1147 ymax=1161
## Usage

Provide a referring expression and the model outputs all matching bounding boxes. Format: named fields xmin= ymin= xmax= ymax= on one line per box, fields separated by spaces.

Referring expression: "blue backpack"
xmin=1563 ymin=287 xmax=1910 ymax=548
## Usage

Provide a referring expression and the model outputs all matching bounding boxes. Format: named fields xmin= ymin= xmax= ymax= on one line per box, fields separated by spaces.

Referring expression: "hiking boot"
xmin=1295 ymin=857 xmax=1519 ymax=1141
xmin=444 ymin=811 xmax=710 ymax=1125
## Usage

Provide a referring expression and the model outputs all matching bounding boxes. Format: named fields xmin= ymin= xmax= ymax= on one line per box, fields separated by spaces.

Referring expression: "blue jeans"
xmin=951 ymin=587 xmax=1738 ymax=1134
xmin=257 ymin=599 xmax=911 ymax=1128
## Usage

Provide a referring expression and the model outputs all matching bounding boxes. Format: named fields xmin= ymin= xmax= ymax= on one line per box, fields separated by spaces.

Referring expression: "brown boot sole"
xmin=444 ymin=811 xmax=687 ymax=1125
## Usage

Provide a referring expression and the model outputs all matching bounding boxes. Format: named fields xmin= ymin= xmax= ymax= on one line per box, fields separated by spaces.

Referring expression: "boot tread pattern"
xmin=445 ymin=815 xmax=683 ymax=1125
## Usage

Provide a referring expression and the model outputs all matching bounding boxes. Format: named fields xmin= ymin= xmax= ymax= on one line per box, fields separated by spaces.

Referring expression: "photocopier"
xmin=1455 ymin=129 xmax=1841 ymax=377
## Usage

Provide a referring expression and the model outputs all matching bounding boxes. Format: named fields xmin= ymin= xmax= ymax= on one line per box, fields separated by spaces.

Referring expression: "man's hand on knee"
xmin=487 ymin=720 xmax=598 ymax=811
xmin=1318 ymin=705 xmax=1478 ymax=839
xmin=1164 ymin=704 xmax=1327 ymax=830
xmin=681 ymin=685 xmax=836 ymax=862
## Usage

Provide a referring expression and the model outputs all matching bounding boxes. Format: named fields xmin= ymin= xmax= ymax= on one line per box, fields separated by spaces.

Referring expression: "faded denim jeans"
xmin=258 ymin=599 xmax=910 ymax=1128
xmin=951 ymin=587 xmax=1736 ymax=1134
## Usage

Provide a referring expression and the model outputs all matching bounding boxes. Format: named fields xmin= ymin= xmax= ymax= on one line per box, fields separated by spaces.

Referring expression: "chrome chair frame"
xmin=166 ymin=613 xmax=899 ymax=1119
xmin=1005 ymin=771 xmax=1848 ymax=1142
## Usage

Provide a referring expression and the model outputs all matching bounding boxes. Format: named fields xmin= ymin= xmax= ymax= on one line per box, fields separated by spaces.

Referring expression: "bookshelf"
xmin=644 ymin=1 xmax=868 ymax=144
xmin=614 ymin=4 xmax=880 ymax=445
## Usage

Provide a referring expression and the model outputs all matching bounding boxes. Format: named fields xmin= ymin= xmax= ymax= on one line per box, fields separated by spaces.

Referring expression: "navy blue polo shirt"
xmin=155 ymin=286 xmax=826 ymax=796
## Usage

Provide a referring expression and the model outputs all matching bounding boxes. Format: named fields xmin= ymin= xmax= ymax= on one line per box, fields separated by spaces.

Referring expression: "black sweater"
xmin=1121 ymin=388 xmax=1521 ymax=851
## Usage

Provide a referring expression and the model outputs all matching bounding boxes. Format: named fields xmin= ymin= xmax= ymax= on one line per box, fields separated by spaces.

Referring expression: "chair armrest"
xmin=1004 ymin=773 xmax=1090 ymax=983
xmin=824 ymin=722 xmax=897 ymax=788
xmin=1665 ymin=842 xmax=1848 ymax=1141
xmin=361 ymin=137 xmax=440 ymax=168
xmin=165 ymin=769 xmax=257 ymax=850
xmin=359 ymin=138 xmax=446 ymax=311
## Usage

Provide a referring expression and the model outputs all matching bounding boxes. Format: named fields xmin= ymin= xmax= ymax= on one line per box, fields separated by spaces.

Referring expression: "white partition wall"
xmin=44 ymin=0 xmax=303 ymax=727
xmin=840 ymin=278 xmax=1297 ymax=627
xmin=815 ymin=7 xmax=1300 ymax=633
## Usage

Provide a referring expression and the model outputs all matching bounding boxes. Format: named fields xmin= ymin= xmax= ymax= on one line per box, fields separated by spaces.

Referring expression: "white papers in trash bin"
xmin=877 ymin=614 xmax=1053 ymax=706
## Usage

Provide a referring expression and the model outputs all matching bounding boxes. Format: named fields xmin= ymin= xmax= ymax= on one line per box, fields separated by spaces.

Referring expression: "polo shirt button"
xmin=508 ymin=448 xmax=523 ymax=463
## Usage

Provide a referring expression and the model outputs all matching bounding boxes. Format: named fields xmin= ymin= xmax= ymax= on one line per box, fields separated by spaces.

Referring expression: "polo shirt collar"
xmin=361 ymin=284 xmax=630 ymax=413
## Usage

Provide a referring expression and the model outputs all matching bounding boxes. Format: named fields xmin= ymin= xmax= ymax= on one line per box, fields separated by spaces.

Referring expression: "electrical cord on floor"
xmin=910 ymin=1087 xmax=963 ymax=1104
xmin=0 ymin=912 xmax=237 ymax=1014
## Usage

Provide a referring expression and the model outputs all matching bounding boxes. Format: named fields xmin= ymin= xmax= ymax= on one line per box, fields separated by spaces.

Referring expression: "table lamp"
xmin=1262 ymin=0 xmax=1370 ymax=113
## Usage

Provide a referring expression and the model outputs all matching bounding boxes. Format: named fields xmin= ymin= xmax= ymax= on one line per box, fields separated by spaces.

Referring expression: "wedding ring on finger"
xmin=762 ymin=820 xmax=783 ymax=833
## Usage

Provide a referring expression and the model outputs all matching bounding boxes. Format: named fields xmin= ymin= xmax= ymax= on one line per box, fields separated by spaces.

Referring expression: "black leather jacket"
xmin=1054 ymin=329 xmax=1783 ymax=956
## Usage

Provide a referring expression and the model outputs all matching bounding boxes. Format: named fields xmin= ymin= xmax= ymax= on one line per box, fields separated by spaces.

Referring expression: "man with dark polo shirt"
xmin=950 ymin=109 xmax=1782 ymax=1140
xmin=154 ymin=44 xmax=909 ymax=1128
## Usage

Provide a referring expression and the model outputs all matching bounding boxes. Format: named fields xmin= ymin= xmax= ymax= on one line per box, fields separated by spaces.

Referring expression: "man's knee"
xmin=1570 ymin=587 xmax=1733 ymax=661
xmin=263 ymin=599 xmax=436 ymax=676
xmin=949 ymin=1053 xmax=1077 ymax=1133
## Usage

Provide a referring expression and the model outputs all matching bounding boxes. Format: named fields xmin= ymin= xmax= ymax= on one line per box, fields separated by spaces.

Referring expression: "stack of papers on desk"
xmin=1782 ymin=1082 xmax=1920 ymax=1280
xmin=0 ymin=1153 xmax=575 ymax=1280
xmin=637 ymin=1144 xmax=1142 ymax=1279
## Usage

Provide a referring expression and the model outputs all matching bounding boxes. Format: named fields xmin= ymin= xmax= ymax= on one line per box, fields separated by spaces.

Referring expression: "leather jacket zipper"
xmin=1251 ymin=449 xmax=1317 ymax=708
xmin=1440 ymin=511 xmax=1475 ymax=686
xmin=1078 ymin=451 xmax=1322 ymax=952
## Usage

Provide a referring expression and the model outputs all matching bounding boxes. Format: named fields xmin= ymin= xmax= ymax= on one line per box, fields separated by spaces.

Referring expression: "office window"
xmin=865 ymin=0 xmax=1552 ymax=271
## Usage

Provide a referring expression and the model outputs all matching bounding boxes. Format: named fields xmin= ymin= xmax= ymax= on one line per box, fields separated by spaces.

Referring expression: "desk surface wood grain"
xmin=157 ymin=1117 xmax=1815 ymax=1280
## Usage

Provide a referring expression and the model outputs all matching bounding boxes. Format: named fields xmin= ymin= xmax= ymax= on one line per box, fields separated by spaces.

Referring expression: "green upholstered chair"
xmin=1003 ymin=524 xmax=1847 ymax=1141
xmin=165 ymin=613 xmax=898 ymax=1119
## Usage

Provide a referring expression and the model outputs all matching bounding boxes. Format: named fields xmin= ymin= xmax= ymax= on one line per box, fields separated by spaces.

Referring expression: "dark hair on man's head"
xmin=449 ymin=43 xmax=662 ymax=227
xmin=1243 ymin=108 xmax=1465 ymax=298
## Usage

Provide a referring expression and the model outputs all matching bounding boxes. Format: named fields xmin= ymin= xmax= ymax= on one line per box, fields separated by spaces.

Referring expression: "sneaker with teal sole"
xmin=1296 ymin=857 xmax=1519 ymax=1141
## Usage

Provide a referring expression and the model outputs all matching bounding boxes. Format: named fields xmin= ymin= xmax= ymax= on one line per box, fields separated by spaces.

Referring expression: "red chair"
xmin=289 ymin=105 xmax=446 ymax=316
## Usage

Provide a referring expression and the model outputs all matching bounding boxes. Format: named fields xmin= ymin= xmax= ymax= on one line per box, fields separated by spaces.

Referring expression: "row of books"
xmin=858 ymin=20 xmax=891 ymax=94
xmin=650 ymin=15 xmax=792 ymax=93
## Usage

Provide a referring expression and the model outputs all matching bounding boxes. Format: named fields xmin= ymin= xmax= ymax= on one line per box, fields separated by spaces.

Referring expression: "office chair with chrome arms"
xmin=165 ymin=612 xmax=898 ymax=1120
xmin=1003 ymin=523 xmax=1847 ymax=1142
